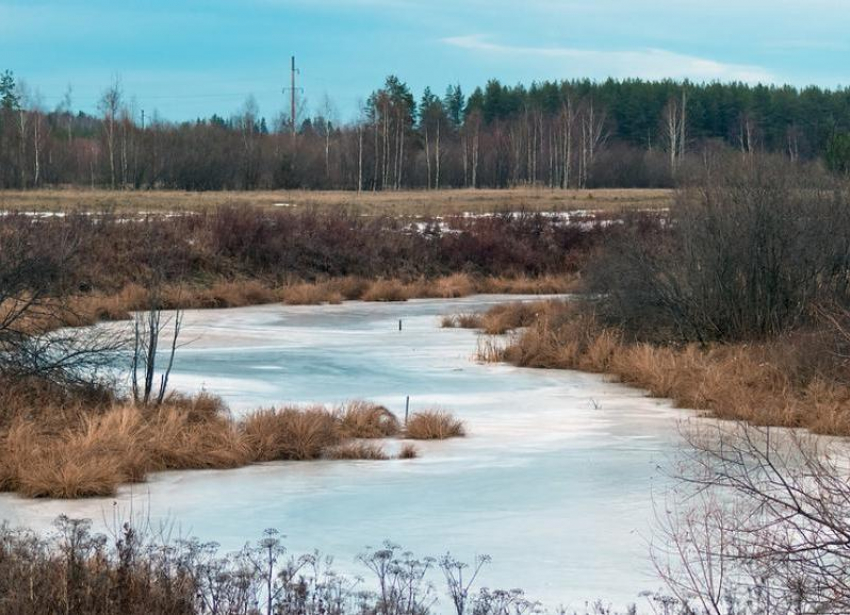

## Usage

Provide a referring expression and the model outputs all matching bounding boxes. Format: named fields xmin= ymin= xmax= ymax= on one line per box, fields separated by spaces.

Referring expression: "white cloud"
xmin=443 ymin=35 xmax=776 ymax=84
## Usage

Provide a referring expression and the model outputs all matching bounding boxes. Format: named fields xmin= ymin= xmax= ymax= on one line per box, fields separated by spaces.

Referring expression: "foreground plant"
xmin=0 ymin=516 xmax=577 ymax=615
xmin=654 ymin=420 xmax=850 ymax=614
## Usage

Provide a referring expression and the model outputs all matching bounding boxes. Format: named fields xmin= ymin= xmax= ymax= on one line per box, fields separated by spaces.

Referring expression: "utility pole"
xmin=141 ymin=109 xmax=145 ymax=131
xmin=282 ymin=56 xmax=302 ymax=147
xmin=290 ymin=56 xmax=297 ymax=137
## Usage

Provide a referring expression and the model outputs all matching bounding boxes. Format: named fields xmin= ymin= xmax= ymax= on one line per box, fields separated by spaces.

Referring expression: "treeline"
xmin=2 ymin=69 xmax=850 ymax=190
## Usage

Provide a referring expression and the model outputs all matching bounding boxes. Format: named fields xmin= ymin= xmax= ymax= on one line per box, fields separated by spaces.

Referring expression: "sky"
xmin=1 ymin=0 xmax=849 ymax=123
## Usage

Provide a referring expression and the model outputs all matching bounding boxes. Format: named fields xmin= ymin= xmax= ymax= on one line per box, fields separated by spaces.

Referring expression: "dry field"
xmin=0 ymin=187 xmax=672 ymax=215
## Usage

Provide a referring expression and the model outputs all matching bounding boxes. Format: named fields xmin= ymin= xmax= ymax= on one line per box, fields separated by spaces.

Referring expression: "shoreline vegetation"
xmin=0 ymin=203 xmax=606 ymax=330
xmin=69 ymin=273 xmax=579 ymax=326
xmin=446 ymin=299 xmax=850 ymax=435
xmin=0 ymin=392 xmax=464 ymax=499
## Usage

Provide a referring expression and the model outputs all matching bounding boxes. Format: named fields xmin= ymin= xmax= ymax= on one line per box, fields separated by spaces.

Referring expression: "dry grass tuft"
xmin=337 ymin=401 xmax=400 ymax=438
xmin=361 ymin=279 xmax=414 ymax=302
xmin=443 ymin=300 xmax=565 ymax=335
xmin=325 ymin=276 xmax=372 ymax=300
xmin=281 ymin=282 xmax=343 ymax=305
xmin=480 ymin=301 xmax=551 ymax=334
xmin=397 ymin=443 xmax=419 ymax=459
xmin=324 ymin=441 xmax=389 ymax=460
xmin=441 ymin=313 xmax=483 ymax=329
xmin=241 ymin=406 xmax=341 ymax=462
xmin=405 ymin=411 xmax=466 ymax=440
xmin=196 ymin=280 xmax=279 ymax=308
xmin=143 ymin=404 xmax=250 ymax=472
xmin=480 ymin=274 xmax=579 ymax=295
xmin=428 ymin=273 xmax=477 ymax=298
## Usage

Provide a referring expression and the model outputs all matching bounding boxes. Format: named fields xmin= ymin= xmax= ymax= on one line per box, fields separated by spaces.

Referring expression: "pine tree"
xmin=0 ymin=70 xmax=19 ymax=111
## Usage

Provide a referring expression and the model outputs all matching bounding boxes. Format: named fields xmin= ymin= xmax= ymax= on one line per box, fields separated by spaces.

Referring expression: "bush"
xmin=589 ymin=156 xmax=850 ymax=342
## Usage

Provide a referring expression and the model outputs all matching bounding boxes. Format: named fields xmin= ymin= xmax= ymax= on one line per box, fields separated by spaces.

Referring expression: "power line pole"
xmin=141 ymin=109 xmax=145 ymax=131
xmin=290 ymin=56 xmax=297 ymax=137
xmin=282 ymin=56 xmax=302 ymax=146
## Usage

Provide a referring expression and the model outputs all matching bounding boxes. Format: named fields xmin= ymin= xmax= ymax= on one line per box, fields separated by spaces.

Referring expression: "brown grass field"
xmin=0 ymin=187 xmax=672 ymax=215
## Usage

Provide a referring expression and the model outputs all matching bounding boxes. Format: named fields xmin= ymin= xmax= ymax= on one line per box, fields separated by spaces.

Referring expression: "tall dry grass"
xmin=477 ymin=300 xmax=850 ymax=436
xmin=324 ymin=441 xmax=389 ymax=460
xmin=241 ymin=406 xmax=341 ymax=461
xmin=445 ymin=299 xmax=563 ymax=335
xmin=0 ymin=395 xmax=464 ymax=499
xmin=405 ymin=411 xmax=466 ymax=440
xmin=337 ymin=401 xmax=400 ymax=438
xmin=62 ymin=273 xmax=578 ymax=329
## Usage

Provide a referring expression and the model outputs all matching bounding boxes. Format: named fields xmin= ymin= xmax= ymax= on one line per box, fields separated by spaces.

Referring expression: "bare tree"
xmin=654 ymin=414 xmax=850 ymax=614
xmin=98 ymin=78 xmax=122 ymax=190
xmin=662 ymin=90 xmax=687 ymax=174
xmin=577 ymin=97 xmax=608 ymax=188
xmin=0 ymin=215 xmax=123 ymax=389
xmin=130 ymin=291 xmax=183 ymax=406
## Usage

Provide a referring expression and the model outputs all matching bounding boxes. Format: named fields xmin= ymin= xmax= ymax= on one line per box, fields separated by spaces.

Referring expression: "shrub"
xmin=588 ymin=157 xmax=850 ymax=342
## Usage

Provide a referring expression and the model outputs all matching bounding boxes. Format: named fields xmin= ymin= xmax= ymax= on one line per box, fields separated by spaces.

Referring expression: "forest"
xmin=2 ymin=70 xmax=850 ymax=191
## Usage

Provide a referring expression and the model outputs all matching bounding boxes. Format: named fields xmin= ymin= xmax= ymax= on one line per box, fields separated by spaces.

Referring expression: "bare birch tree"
xmin=662 ymin=89 xmax=687 ymax=174
xmin=98 ymin=78 xmax=122 ymax=190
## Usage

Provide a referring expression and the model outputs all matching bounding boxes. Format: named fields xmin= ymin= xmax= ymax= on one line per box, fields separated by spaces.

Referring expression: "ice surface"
xmin=0 ymin=296 xmax=690 ymax=610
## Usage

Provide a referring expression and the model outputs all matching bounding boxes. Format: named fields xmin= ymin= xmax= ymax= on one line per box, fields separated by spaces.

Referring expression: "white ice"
xmin=0 ymin=296 xmax=690 ymax=610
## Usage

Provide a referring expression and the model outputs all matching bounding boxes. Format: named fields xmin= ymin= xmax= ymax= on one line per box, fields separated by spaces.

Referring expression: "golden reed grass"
xmin=474 ymin=301 xmax=850 ymax=436
xmin=63 ymin=273 xmax=579 ymax=327
xmin=443 ymin=300 xmax=550 ymax=335
xmin=405 ymin=411 xmax=466 ymax=440
xmin=324 ymin=442 xmax=389 ymax=461
xmin=0 ymin=397 xmax=462 ymax=499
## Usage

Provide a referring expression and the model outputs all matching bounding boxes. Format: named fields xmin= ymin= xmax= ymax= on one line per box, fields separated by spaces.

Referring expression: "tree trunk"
xmin=424 ymin=125 xmax=431 ymax=190
xmin=435 ymin=120 xmax=441 ymax=190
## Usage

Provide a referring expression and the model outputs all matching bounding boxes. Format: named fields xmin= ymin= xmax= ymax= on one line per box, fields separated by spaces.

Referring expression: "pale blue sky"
xmin=1 ymin=0 xmax=848 ymax=122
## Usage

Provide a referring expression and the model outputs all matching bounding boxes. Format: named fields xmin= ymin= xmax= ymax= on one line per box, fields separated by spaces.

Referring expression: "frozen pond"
xmin=0 ymin=296 xmax=688 ymax=610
